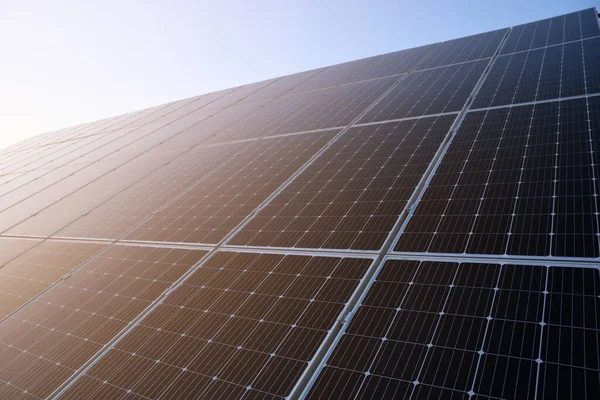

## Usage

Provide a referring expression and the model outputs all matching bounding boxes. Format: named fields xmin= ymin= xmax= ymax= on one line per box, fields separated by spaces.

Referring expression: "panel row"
xmin=0 ymin=241 xmax=376 ymax=400
xmin=2 ymin=67 xmax=484 ymax=250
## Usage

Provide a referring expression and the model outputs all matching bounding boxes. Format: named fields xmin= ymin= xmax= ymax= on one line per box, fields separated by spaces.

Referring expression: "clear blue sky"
xmin=0 ymin=0 xmax=596 ymax=148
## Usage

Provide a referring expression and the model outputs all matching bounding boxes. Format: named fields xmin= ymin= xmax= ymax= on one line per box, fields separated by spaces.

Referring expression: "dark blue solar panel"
xmin=306 ymin=260 xmax=600 ymax=400
xmin=473 ymin=37 xmax=600 ymax=109
xmin=501 ymin=8 xmax=600 ymax=55
xmin=395 ymin=98 xmax=600 ymax=257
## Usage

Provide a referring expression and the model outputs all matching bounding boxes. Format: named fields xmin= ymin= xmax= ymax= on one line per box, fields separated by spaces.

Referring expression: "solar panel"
xmin=287 ymin=44 xmax=436 ymax=94
xmin=0 ymin=237 xmax=41 ymax=266
xmin=473 ymin=37 xmax=600 ymax=109
xmin=0 ymin=7 xmax=598 ymax=399
xmin=0 ymin=245 xmax=207 ymax=398
xmin=415 ymin=29 xmax=507 ymax=70
xmin=500 ymin=8 xmax=600 ymax=55
xmin=0 ymin=241 xmax=105 ymax=318
xmin=359 ymin=59 xmax=489 ymax=122
xmin=6 ymin=152 xmax=183 ymax=236
xmin=230 ymin=115 xmax=456 ymax=250
xmin=305 ymin=259 xmax=600 ymax=399
xmin=268 ymin=76 xmax=398 ymax=136
xmin=125 ymin=130 xmax=338 ymax=244
xmin=54 ymin=143 xmax=246 ymax=240
xmin=54 ymin=251 xmax=373 ymax=399
xmin=394 ymin=98 xmax=600 ymax=257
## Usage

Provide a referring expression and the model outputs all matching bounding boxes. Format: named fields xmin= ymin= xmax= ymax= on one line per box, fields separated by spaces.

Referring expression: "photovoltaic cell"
xmin=0 ymin=101 xmax=185 ymax=174
xmin=198 ymin=90 xmax=337 ymax=145
xmin=55 ymin=143 xmax=246 ymax=240
xmin=0 ymin=237 xmax=41 ymax=266
xmin=0 ymin=241 xmax=105 ymax=318
xmin=125 ymin=130 xmax=337 ymax=244
xmin=199 ymin=80 xmax=276 ymax=112
xmin=394 ymin=99 xmax=600 ymax=257
xmin=140 ymin=99 xmax=272 ymax=154
xmin=0 ymin=158 xmax=134 ymax=233
xmin=500 ymin=8 xmax=600 ymax=55
xmin=6 ymin=152 xmax=184 ymax=237
xmin=473 ymin=37 xmax=600 ymax=109
xmin=57 ymin=252 xmax=372 ymax=400
xmin=306 ymin=259 xmax=600 ymax=399
xmin=237 ymin=68 xmax=326 ymax=104
xmin=348 ymin=44 xmax=436 ymax=83
xmin=0 ymin=245 xmax=207 ymax=399
xmin=359 ymin=59 xmax=488 ymax=122
xmin=287 ymin=44 xmax=435 ymax=94
xmin=415 ymin=29 xmax=507 ymax=70
xmin=230 ymin=115 xmax=456 ymax=250
xmin=269 ymin=76 xmax=397 ymax=136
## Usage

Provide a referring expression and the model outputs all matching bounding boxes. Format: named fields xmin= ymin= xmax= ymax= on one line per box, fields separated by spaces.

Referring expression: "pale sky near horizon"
xmin=0 ymin=0 xmax=596 ymax=150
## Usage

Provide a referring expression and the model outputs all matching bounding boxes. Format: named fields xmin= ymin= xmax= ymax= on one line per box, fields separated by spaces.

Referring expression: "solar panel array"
xmin=0 ymin=7 xmax=598 ymax=399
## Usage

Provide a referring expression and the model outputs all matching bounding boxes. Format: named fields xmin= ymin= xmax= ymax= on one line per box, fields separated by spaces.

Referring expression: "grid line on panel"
xmin=407 ymin=56 xmax=495 ymax=74
xmin=462 ymin=264 xmax=506 ymax=398
xmin=353 ymin=111 xmax=461 ymax=128
xmin=6 ymin=234 xmax=600 ymax=269
xmin=276 ymin=73 xmax=406 ymax=105
xmin=532 ymin=265 xmax=550 ymax=399
xmin=470 ymin=24 xmax=554 ymax=255
xmin=546 ymin=19 xmax=566 ymax=258
xmin=389 ymin=252 xmax=600 ymax=269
